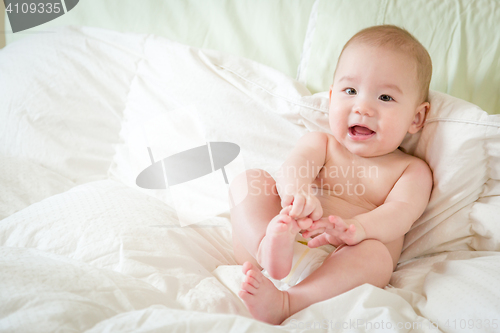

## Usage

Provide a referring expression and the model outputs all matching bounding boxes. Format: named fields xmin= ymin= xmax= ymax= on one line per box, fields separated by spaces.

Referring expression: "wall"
xmin=1 ymin=2 xmax=5 ymax=48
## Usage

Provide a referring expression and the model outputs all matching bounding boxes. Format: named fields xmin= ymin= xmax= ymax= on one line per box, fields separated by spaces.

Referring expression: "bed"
xmin=1 ymin=1 xmax=500 ymax=332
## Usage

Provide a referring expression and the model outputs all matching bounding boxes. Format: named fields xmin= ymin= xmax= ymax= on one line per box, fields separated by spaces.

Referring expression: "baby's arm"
xmin=275 ymin=131 xmax=327 ymax=221
xmin=306 ymin=158 xmax=432 ymax=246
xmin=355 ymin=158 xmax=432 ymax=243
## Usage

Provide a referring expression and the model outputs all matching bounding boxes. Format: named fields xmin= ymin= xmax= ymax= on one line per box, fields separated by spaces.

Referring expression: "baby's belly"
xmin=313 ymin=187 xmax=376 ymax=219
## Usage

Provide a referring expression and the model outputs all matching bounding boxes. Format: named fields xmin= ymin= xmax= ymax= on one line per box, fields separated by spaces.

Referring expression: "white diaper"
xmin=262 ymin=235 xmax=334 ymax=291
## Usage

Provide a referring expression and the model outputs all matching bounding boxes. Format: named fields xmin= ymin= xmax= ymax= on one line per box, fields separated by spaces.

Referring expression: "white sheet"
xmin=1 ymin=26 xmax=500 ymax=332
xmin=0 ymin=156 xmax=74 ymax=220
xmin=2 ymin=180 xmax=499 ymax=332
xmin=0 ymin=180 xmax=441 ymax=332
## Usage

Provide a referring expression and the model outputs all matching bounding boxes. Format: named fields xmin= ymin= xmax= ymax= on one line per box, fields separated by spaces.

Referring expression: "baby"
xmin=229 ymin=25 xmax=433 ymax=325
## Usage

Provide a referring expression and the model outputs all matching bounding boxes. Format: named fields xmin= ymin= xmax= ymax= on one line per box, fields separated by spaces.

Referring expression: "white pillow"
xmin=399 ymin=91 xmax=500 ymax=261
xmin=0 ymin=26 xmax=144 ymax=184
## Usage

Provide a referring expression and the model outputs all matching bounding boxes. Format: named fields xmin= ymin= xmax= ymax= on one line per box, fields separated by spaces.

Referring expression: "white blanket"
xmin=1 ymin=26 xmax=500 ymax=332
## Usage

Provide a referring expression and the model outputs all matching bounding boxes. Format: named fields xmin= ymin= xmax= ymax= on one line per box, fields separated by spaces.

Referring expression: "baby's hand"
xmin=303 ymin=216 xmax=367 ymax=248
xmin=279 ymin=205 xmax=313 ymax=230
xmin=280 ymin=187 xmax=323 ymax=221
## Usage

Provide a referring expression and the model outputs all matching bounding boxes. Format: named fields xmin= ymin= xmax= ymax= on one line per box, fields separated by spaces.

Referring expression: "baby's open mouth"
xmin=349 ymin=125 xmax=375 ymax=136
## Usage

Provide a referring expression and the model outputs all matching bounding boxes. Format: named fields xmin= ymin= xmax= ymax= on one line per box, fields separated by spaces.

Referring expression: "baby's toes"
xmin=242 ymin=261 xmax=254 ymax=275
xmin=245 ymin=271 xmax=262 ymax=287
xmin=238 ymin=289 xmax=251 ymax=300
xmin=268 ymin=214 xmax=293 ymax=232
xmin=241 ymin=280 xmax=258 ymax=294
xmin=278 ymin=214 xmax=300 ymax=233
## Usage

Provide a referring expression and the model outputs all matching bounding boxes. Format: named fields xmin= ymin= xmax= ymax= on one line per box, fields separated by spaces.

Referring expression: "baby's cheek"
xmin=329 ymin=114 xmax=343 ymax=130
xmin=330 ymin=123 xmax=345 ymax=140
xmin=383 ymin=124 xmax=407 ymax=148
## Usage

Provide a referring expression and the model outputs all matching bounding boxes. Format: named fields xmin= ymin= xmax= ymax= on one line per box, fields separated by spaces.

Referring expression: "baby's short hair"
xmin=336 ymin=25 xmax=432 ymax=103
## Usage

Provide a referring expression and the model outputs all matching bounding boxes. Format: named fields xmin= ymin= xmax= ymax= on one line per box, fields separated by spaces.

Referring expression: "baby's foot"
xmin=257 ymin=206 xmax=311 ymax=279
xmin=239 ymin=262 xmax=290 ymax=325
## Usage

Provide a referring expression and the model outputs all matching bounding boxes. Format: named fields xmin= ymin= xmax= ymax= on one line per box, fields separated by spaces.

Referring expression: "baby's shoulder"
xmin=300 ymin=132 xmax=343 ymax=155
xmin=297 ymin=131 xmax=330 ymax=147
xmin=386 ymin=149 xmax=432 ymax=177
xmin=394 ymin=149 xmax=428 ymax=164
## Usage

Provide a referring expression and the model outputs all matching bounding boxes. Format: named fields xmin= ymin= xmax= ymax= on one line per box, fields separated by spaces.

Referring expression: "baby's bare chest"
xmin=311 ymin=148 xmax=410 ymax=217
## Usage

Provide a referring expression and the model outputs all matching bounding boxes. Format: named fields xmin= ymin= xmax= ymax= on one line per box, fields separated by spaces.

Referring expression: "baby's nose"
xmin=353 ymin=102 xmax=375 ymax=116
xmin=353 ymin=96 xmax=375 ymax=117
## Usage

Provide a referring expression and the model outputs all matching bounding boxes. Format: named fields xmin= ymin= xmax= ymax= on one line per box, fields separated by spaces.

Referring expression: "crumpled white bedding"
xmin=0 ymin=179 xmax=476 ymax=333
xmin=1 ymin=26 xmax=500 ymax=332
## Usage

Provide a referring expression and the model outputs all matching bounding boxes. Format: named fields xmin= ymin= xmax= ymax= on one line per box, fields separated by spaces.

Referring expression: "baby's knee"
xmin=359 ymin=239 xmax=393 ymax=272
xmin=230 ymin=169 xmax=276 ymax=193
xmin=245 ymin=168 xmax=274 ymax=183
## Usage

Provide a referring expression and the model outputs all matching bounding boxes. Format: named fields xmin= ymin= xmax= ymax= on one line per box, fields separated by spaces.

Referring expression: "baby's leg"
xmin=230 ymin=169 xmax=302 ymax=279
xmin=286 ymin=239 xmax=395 ymax=316
xmin=239 ymin=239 xmax=395 ymax=325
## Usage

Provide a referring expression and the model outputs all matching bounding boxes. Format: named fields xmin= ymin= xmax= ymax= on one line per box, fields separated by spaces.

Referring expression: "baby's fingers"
xmin=338 ymin=224 xmax=359 ymax=245
xmin=289 ymin=196 xmax=305 ymax=218
xmin=307 ymin=234 xmax=330 ymax=248
xmin=329 ymin=215 xmax=348 ymax=231
xmin=301 ymin=227 xmax=325 ymax=239
xmin=281 ymin=194 xmax=294 ymax=208
xmin=345 ymin=224 xmax=357 ymax=237
xmin=309 ymin=217 xmax=333 ymax=230
xmin=308 ymin=205 xmax=323 ymax=222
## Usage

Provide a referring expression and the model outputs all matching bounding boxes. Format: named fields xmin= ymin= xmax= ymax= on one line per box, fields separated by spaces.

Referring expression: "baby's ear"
xmin=408 ymin=101 xmax=430 ymax=134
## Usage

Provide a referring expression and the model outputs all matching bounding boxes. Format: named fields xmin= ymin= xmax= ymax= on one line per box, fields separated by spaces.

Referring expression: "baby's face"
xmin=329 ymin=43 xmax=427 ymax=157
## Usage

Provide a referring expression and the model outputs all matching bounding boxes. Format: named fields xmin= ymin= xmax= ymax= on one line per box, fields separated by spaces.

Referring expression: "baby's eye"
xmin=345 ymin=88 xmax=357 ymax=95
xmin=379 ymin=94 xmax=394 ymax=102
